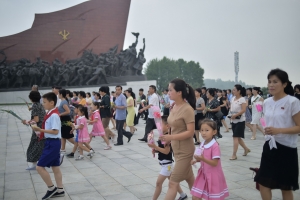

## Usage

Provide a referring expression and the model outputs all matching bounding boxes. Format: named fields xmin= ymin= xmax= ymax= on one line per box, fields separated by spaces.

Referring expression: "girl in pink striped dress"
xmin=191 ymin=119 xmax=229 ymax=200
xmin=88 ymin=102 xmax=112 ymax=150
xmin=72 ymin=106 xmax=94 ymax=160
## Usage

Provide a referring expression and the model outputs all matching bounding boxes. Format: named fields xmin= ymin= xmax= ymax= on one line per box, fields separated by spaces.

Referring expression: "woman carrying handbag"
xmin=203 ymin=88 xmax=223 ymax=138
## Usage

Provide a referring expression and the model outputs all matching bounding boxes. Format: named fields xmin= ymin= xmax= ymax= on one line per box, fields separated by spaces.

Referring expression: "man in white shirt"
xmin=52 ymin=86 xmax=62 ymax=107
xmin=138 ymin=85 xmax=159 ymax=142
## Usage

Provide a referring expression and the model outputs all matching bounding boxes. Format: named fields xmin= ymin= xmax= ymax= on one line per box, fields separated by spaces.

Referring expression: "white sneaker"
xmin=60 ymin=150 xmax=66 ymax=153
xmin=26 ymin=166 xmax=36 ymax=170
xmin=111 ymin=136 xmax=116 ymax=143
xmin=89 ymin=153 xmax=93 ymax=159
xmin=87 ymin=150 xmax=94 ymax=156
xmin=104 ymin=146 xmax=112 ymax=150
xmin=75 ymin=156 xmax=84 ymax=161
xmin=59 ymin=154 xmax=64 ymax=166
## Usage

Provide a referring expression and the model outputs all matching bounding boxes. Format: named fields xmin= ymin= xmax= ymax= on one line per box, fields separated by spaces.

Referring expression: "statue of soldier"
xmin=132 ymin=38 xmax=146 ymax=76
xmin=0 ymin=65 xmax=9 ymax=88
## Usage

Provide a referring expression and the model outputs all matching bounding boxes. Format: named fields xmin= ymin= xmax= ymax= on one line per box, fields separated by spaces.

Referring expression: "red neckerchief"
xmin=91 ymin=110 xmax=99 ymax=121
xmin=75 ymin=115 xmax=79 ymax=125
xmin=39 ymin=108 xmax=59 ymax=141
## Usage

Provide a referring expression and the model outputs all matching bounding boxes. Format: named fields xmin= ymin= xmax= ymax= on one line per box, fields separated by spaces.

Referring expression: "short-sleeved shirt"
xmin=79 ymin=98 xmax=86 ymax=106
xmin=264 ymin=95 xmax=300 ymax=148
xmin=230 ymin=96 xmax=246 ymax=123
xmin=55 ymin=95 xmax=61 ymax=108
xmin=44 ymin=108 xmax=61 ymax=138
xmin=115 ymin=93 xmax=127 ymax=120
xmin=195 ymin=97 xmax=204 ymax=114
xmin=86 ymin=97 xmax=92 ymax=106
xmin=163 ymin=94 xmax=170 ymax=105
xmin=227 ymin=93 xmax=233 ymax=102
xmin=58 ymin=99 xmax=69 ymax=115
xmin=148 ymin=93 xmax=160 ymax=118
xmin=294 ymin=93 xmax=300 ymax=100
xmin=31 ymin=102 xmax=46 ymax=128
xmin=100 ymin=94 xmax=111 ymax=118
xmin=205 ymin=99 xmax=220 ymax=119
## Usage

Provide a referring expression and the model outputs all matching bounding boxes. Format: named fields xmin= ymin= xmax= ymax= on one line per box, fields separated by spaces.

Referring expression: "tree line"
xmin=144 ymin=57 xmax=204 ymax=91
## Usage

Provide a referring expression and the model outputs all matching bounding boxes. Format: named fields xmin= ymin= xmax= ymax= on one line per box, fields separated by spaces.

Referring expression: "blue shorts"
xmin=37 ymin=139 xmax=61 ymax=168
xmin=75 ymin=130 xmax=79 ymax=143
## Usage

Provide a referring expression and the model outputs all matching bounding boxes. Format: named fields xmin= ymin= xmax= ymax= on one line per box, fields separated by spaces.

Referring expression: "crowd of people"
xmin=21 ymin=68 xmax=299 ymax=200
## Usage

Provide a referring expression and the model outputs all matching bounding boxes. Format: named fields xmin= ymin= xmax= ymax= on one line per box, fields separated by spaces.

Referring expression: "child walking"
xmin=66 ymin=104 xmax=93 ymax=157
xmin=71 ymin=106 xmax=94 ymax=160
xmin=88 ymin=102 xmax=112 ymax=150
xmin=32 ymin=92 xmax=64 ymax=199
xmin=148 ymin=116 xmax=188 ymax=200
xmin=191 ymin=119 xmax=229 ymax=200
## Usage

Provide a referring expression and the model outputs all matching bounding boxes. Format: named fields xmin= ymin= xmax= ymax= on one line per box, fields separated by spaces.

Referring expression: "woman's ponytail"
xmin=186 ymin=84 xmax=196 ymax=109
xmin=285 ymin=81 xmax=294 ymax=96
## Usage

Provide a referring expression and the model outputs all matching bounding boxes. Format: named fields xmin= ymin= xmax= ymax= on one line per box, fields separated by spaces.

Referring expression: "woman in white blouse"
xmin=249 ymin=87 xmax=264 ymax=140
xmin=254 ymin=69 xmax=300 ymax=200
xmin=229 ymin=85 xmax=250 ymax=160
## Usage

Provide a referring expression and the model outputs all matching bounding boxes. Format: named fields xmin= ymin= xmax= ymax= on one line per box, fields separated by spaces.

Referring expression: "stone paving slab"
xmin=0 ymin=105 xmax=300 ymax=200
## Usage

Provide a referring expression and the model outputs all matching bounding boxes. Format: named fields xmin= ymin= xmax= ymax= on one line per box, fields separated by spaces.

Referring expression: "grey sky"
xmin=0 ymin=0 xmax=299 ymax=87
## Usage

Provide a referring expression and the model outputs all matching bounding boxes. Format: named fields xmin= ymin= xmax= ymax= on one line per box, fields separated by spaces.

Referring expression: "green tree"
xmin=144 ymin=57 xmax=205 ymax=91
xmin=261 ymin=87 xmax=268 ymax=98
xmin=177 ymin=59 xmax=204 ymax=89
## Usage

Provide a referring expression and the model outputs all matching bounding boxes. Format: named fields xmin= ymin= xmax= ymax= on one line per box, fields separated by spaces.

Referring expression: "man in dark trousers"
xmin=138 ymin=85 xmax=159 ymax=142
xmin=135 ymin=88 xmax=146 ymax=125
xmin=113 ymin=85 xmax=133 ymax=146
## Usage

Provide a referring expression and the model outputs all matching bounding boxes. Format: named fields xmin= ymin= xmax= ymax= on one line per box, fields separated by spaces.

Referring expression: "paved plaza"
xmin=0 ymin=105 xmax=299 ymax=200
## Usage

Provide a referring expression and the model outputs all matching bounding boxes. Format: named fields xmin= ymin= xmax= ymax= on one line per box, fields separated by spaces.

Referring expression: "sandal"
xmin=250 ymin=137 xmax=256 ymax=140
xmin=229 ymin=157 xmax=237 ymax=160
xmin=243 ymin=149 xmax=251 ymax=156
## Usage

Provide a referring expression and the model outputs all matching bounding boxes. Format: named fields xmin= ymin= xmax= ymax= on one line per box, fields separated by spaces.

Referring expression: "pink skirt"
xmin=77 ymin=131 xmax=90 ymax=143
xmin=90 ymin=131 xmax=105 ymax=136
xmin=191 ymin=168 xmax=229 ymax=200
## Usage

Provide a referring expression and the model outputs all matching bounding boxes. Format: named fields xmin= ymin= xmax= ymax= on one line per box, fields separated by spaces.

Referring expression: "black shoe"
xmin=51 ymin=190 xmax=65 ymax=197
xmin=128 ymin=134 xmax=133 ymax=143
xmin=217 ymin=134 xmax=223 ymax=139
xmin=42 ymin=188 xmax=57 ymax=200
xmin=66 ymin=152 xmax=74 ymax=158
xmin=114 ymin=143 xmax=123 ymax=146
xmin=194 ymin=142 xmax=200 ymax=145
xmin=138 ymin=138 xmax=146 ymax=142
xmin=177 ymin=193 xmax=188 ymax=200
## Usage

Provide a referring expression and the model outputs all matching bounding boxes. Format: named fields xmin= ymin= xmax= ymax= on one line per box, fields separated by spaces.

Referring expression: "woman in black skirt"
xmin=22 ymin=91 xmax=46 ymax=170
xmin=229 ymin=85 xmax=250 ymax=160
xmin=254 ymin=69 xmax=300 ymax=200
xmin=58 ymin=89 xmax=74 ymax=153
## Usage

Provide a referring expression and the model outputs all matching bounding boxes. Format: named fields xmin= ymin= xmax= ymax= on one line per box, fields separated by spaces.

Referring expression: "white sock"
xmin=57 ymin=187 xmax=64 ymax=192
xmin=48 ymin=185 xmax=56 ymax=191
xmin=89 ymin=150 xmax=93 ymax=153
xmin=180 ymin=193 xmax=186 ymax=197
